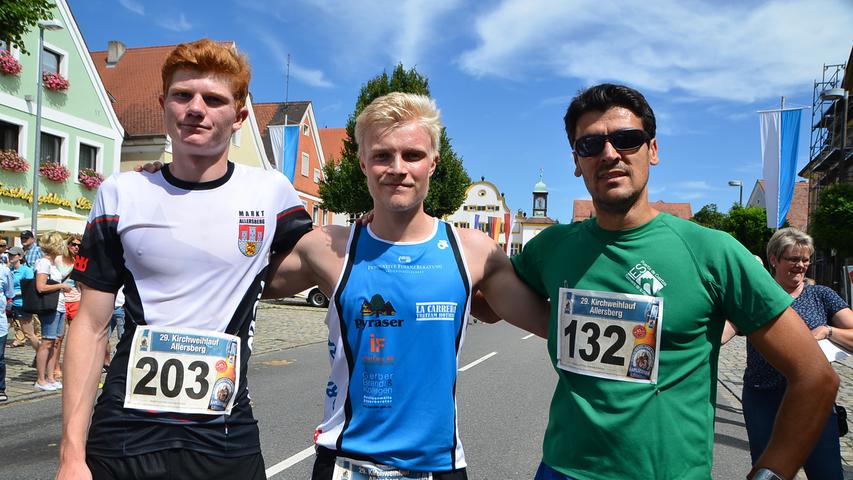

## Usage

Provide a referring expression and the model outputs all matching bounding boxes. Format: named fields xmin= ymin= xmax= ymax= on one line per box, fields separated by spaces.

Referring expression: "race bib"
xmin=333 ymin=458 xmax=432 ymax=480
xmin=557 ymin=288 xmax=663 ymax=384
xmin=124 ymin=326 xmax=240 ymax=415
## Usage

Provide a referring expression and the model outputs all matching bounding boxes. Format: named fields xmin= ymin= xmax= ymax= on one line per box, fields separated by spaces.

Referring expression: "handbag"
xmin=836 ymin=404 xmax=848 ymax=437
xmin=21 ymin=278 xmax=60 ymax=313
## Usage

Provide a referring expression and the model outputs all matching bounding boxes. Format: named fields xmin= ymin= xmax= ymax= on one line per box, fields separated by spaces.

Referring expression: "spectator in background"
xmin=0 ymin=258 xmax=14 ymax=402
xmin=0 ymin=238 xmax=8 ymax=265
xmin=7 ymin=247 xmax=37 ymax=351
xmin=21 ymin=230 xmax=43 ymax=267
xmin=51 ymin=234 xmax=82 ymax=380
xmin=33 ymin=232 xmax=72 ymax=391
xmin=740 ymin=227 xmax=853 ymax=479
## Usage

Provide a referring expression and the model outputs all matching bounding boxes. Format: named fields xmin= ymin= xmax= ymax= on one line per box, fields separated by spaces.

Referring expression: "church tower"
xmin=532 ymin=169 xmax=548 ymax=217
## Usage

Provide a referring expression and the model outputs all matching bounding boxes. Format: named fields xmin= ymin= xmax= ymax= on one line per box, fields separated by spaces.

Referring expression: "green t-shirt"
xmin=512 ymin=213 xmax=791 ymax=480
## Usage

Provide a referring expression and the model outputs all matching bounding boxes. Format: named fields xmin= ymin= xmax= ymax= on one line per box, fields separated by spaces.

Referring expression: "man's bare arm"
xmin=263 ymin=226 xmax=347 ymax=300
xmin=463 ymin=230 xmax=549 ymax=338
xmin=747 ymin=307 xmax=839 ymax=479
xmin=57 ymin=284 xmax=116 ymax=480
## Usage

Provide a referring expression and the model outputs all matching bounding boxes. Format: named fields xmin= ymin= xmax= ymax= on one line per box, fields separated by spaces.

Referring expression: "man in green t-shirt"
xmin=511 ymin=83 xmax=837 ymax=480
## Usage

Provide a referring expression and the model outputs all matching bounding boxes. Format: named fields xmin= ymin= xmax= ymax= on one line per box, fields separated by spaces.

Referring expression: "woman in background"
xmin=742 ymin=227 xmax=853 ymax=479
xmin=32 ymin=233 xmax=71 ymax=391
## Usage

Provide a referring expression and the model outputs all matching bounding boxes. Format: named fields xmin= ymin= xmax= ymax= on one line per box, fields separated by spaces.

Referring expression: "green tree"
xmin=369 ymin=294 xmax=386 ymax=317
xmin=725 ymin=205 xmax=784 ymax=257
xmin=692 ymin=203 xmax=728 ymax=231
xmin=320 ymin=64 xmax=470 ymax=217
xmin=811 ymin=182 xmax=853 ymax=258
xmin=0 ymin=0 xmax=53 ymax=55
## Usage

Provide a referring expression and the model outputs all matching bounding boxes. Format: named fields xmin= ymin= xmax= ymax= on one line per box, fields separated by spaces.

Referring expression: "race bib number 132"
xmin=557 ymin=288 xmax=663 ymax=384
xmin=124 ymin=326 xmax=240 ymax=415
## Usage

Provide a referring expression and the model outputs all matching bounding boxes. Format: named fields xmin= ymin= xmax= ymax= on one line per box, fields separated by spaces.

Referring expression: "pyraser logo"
xmin=360 ymin=294 xmax=396 ymax=317
xmin=73 ymin=256 xmax=89 ymax=272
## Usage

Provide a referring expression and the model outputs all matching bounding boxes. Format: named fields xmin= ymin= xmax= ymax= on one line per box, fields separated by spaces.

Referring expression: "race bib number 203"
xmin=125 ymin=326 xmax=240 ymax=415
xmin=557 ymin=288 xmax=663 ymax=384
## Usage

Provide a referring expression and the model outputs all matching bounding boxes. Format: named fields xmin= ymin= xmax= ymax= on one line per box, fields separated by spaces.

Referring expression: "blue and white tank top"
xmin=316 ymin=219 xmax=472 ymax=472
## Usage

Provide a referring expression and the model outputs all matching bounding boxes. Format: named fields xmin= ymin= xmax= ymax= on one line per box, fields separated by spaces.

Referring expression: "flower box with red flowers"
xmin=43 ymin=71 xmax=69 ymax=91
xmin=0 ymin=150 xmax=29 ymax=173
xmin=78 ymin=168 xmax=104 ymax=190
xmin=39 ymin=161 xmax=70 ymax=182
xmin=0 ymin=50 xmax=22 ymax=76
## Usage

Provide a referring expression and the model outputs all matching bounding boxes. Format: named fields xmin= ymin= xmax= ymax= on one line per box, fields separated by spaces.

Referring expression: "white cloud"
xmin=157 ymin=13 xmax=192 ymax=32
xmin=254 ymin=30 xmax=335 ymax=88
xmin=118 ymin=0 xmax=144 ymax=15
xmin=459 ymin=0 xmax=853 ymax=102
xmin=237 ymin=0 xmax=462 ymax=69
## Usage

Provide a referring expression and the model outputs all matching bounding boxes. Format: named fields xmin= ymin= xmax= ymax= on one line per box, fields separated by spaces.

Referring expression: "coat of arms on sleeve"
xmin=238 ymin=211 xmax=266 ymax=257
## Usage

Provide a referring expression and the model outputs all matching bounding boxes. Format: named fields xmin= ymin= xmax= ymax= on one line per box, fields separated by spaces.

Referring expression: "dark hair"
xmin=563 ymin=83 xmax=656 ymax=147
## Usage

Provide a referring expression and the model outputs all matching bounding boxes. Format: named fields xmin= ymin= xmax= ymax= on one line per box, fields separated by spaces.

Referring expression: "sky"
xmin=69 ymin=0 xmax=852 ymax=223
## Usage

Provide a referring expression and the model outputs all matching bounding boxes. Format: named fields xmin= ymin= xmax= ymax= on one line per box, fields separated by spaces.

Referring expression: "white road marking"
xmin=522 ymin=333 xmax=535 ymax=340
xmin=266 ymin=445 xmax=315 ymax=478
xmin=459 ymin=351 xmax=498 ymax=372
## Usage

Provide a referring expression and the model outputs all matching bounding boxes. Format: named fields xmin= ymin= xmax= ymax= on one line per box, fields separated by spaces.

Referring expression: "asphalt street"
xmin=2 ymin=302 xmax=849 ymax=479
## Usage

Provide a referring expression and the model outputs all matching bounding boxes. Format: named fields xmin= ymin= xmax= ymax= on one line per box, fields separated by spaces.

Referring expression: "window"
xmin=301 ymin=152 xmax=310 ymax=176
xmin=510 ymin=243 xmax=522 ymax=256
xmin=319 ymin=208 xmax=325 ymax=226
xmin=0 ymin=121 xmax=19 ymax=151
xmin=78 ymin=143 xmax=98 ymax=171
xmin=42 ymin=47 xmax=61 ymax=74
xmin=312 ymin=205 xmax=319 ymax=224
xmin=302 ymin=124 xmax=309 ymax=136
xmin=40 ymin=132 xmax=62 ymax=164
xmin=313 ymin=168 xmax=321 ymax=183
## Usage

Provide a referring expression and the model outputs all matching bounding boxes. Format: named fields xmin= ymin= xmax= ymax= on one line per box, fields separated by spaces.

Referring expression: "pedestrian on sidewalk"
xmin=51 ymin=234 xmax=81 ymax=380
xmin=32 ymin=232 xmax=72 ymax=391
xmin=737 ymin=227 xmax=853 ymax=479
xmin=0 ymin=258 xmax=15 ymax=402
xmin=7 ymin=246 xmax=36 ymax=349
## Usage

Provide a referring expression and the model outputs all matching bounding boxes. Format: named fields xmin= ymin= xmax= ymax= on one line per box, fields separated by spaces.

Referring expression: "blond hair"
xmin=354 ymin=92 xmax=442 ymax=158
xmin=40 ymin=232 xmax=68 ymax=258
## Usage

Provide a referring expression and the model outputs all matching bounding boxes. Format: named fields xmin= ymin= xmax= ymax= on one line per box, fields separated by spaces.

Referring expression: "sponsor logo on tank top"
xmin=237 ymin=210 xmax=266 ymax=257
xmin=357 ymin=294 xmax=405 ymax=328
xmin=415 ymin=302 xmax=457 ymax=321
xmin=625 ymin=260 xmax=667 ymax=296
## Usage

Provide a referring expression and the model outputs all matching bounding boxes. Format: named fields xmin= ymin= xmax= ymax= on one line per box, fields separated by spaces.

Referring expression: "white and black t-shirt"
xmin=72 ymin=161 xmax=312 ymax=458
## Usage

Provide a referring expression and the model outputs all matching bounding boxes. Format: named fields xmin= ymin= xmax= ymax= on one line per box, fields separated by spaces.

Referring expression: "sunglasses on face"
xmin=69 ymin=243 xmax=81 ymax=248
xmin=573 ymin=129 xmax=650 ymax=157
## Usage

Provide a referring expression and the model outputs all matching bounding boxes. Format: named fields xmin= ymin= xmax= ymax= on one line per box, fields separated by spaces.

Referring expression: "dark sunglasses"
xmin=69 ymin=243 xmax=81 ymax=247
xmin=573 ymin=129 xmax=650 ymax=157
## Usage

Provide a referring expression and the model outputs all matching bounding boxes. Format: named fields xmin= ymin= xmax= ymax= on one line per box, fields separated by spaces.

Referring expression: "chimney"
xmin=106 ymin=40 xmax=126 ymax=67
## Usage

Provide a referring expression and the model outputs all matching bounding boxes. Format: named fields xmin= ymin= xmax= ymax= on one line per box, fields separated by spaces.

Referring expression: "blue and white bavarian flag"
xmin=760 ymin=109 xmax=801 ymax=229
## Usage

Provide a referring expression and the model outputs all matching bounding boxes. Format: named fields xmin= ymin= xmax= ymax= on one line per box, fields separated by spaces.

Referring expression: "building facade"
xmin=0 ymin=0 xmax=123 ymax=224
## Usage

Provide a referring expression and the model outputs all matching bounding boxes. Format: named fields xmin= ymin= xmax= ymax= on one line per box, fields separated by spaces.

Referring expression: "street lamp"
xmin=728 ymin=180 xmax=743 ymax=207
xmin=30 ymin=19 xmax=64 ymax=239
xmin=821 ymin=87 xmax=849 ymax=155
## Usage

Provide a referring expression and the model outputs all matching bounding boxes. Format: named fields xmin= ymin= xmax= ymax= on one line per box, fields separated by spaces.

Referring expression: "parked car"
xmin=293 ymin=287 xmax=329 ymax=308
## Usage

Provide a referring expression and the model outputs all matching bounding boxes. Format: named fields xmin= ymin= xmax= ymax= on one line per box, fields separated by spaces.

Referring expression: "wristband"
xmin=828 ymin=326 xmax=833 ymax=338
xmin=750 ymin=468 xmax=785 ymax=480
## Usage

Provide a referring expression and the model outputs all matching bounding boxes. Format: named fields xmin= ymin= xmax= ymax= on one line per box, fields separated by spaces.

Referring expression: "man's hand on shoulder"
xmin=132 ymin=161 xmax=163 ymax=173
